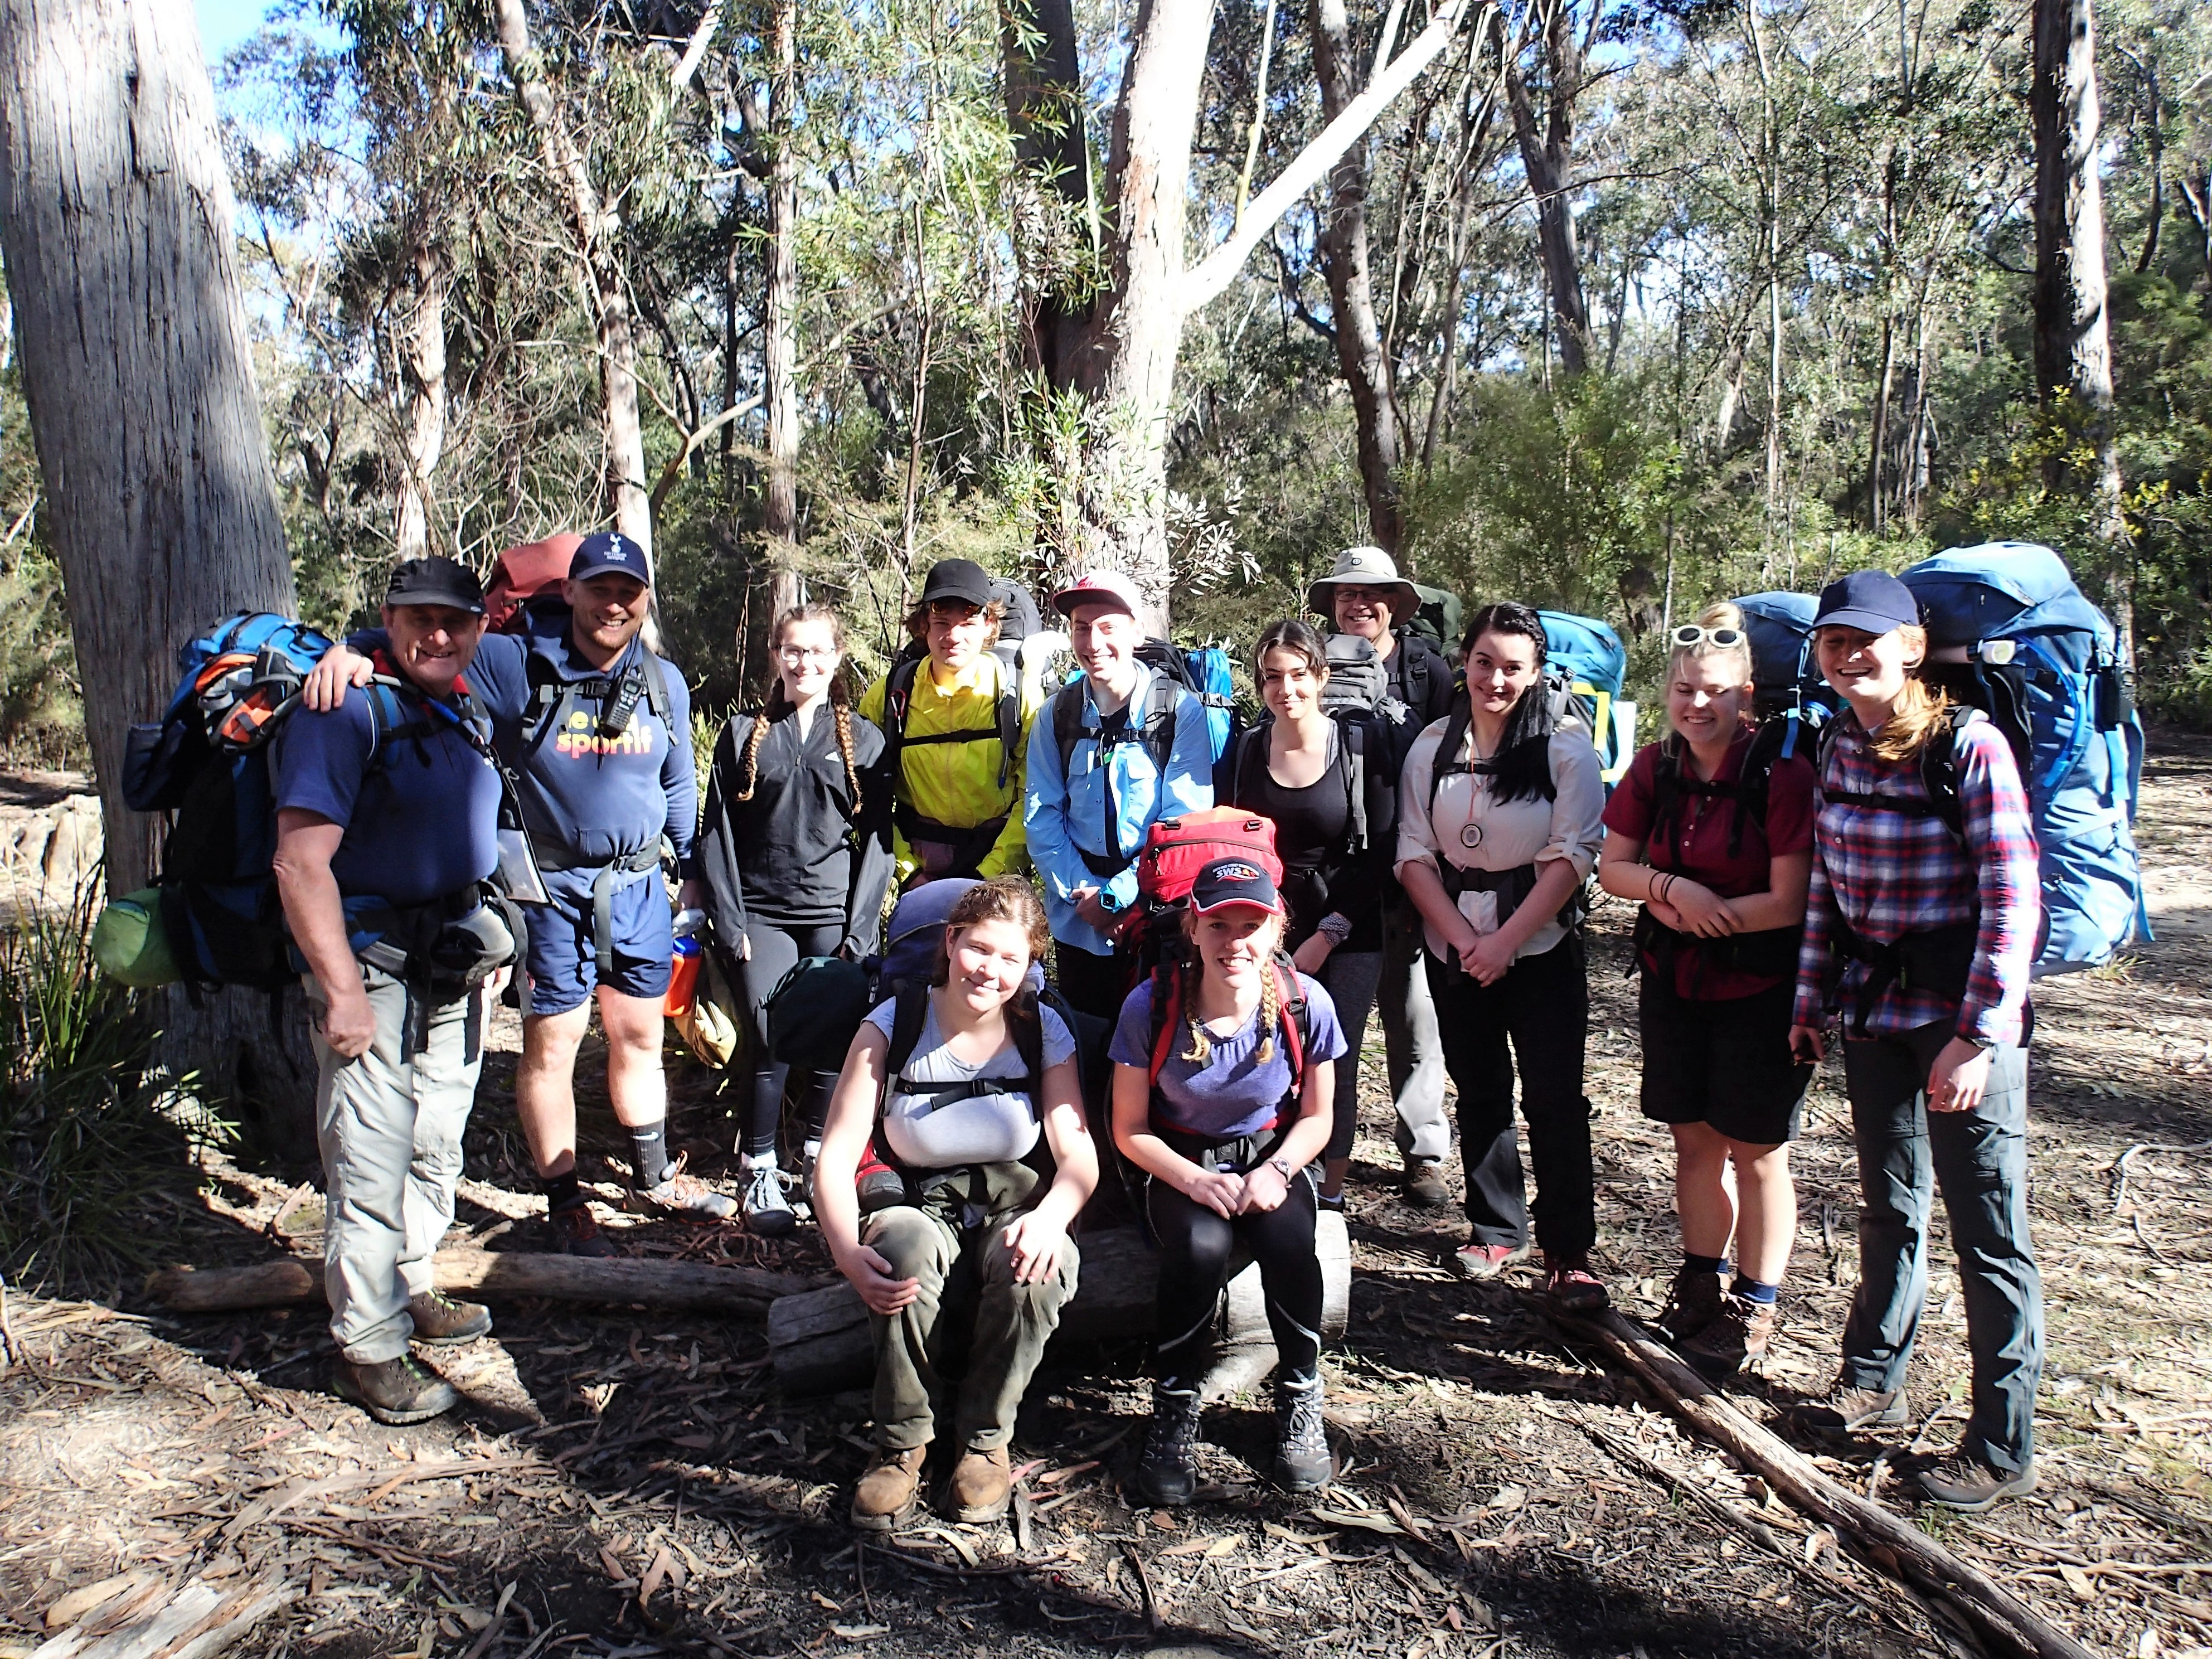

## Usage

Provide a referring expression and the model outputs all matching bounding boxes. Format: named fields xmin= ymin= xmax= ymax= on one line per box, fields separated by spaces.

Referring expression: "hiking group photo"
xmin=2 ymin=0 xmax=2210 ymax=1653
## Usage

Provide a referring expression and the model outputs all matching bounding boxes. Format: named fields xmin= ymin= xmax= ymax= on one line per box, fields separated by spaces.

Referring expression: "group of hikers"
xmin=240 ymin=531 xmax=2046 ymax=1538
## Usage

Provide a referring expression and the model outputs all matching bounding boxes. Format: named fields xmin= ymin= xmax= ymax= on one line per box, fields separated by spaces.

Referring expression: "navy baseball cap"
xmin=570 ymin=531 xmax=652 ymax=586
xmin=386 ymin=556 xmax=485 ymax=614
xmin=1188 ymin=856 xmax=1285 ymax=918
xmin=1812 ymin=570 xmax=1919 ymax=634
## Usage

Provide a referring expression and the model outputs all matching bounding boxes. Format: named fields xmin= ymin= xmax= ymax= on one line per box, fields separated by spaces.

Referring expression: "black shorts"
xmin=1636 ymin=973 xmax=1811 ymax=1146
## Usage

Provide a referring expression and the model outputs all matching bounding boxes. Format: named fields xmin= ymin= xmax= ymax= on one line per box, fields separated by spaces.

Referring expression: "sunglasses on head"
xmin=1671 ymin=624 xmax=1745 ymax=649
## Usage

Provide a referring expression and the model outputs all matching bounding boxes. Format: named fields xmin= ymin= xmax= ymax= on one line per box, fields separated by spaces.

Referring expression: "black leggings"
xmin=1147 ymin=1172 xmax=1323 ymax=1389
xmin=733 ymin=916 xmax=845 ymax=1157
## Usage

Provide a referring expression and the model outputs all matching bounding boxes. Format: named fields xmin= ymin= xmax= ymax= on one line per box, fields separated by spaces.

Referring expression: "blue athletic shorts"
xmin=524 ymin=867 xmax=673 ymax=1017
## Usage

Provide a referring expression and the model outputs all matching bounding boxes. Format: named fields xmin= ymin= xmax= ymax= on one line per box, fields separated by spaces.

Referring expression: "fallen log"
xmin=767 ymin=1213 xmax=1351 ymax=1396
xmin=1565 ymin=1305 xmax=2096 ymax=1659
xmin=148 ymin=1249 xmax=815 ymax=1317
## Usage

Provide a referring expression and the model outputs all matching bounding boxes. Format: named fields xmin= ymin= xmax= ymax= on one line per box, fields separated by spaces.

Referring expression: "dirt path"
xmin=7 ymin=739 xmax=2212 ymax=1659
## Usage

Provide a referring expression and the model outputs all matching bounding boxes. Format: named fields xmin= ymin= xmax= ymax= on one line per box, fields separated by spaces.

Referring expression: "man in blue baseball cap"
xmin=308 ymin=530 xmax=731 ymax=1250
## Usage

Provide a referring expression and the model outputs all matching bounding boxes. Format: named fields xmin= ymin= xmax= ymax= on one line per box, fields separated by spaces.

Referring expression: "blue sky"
xmin=196 ymin=0 xmax=275 ymax=64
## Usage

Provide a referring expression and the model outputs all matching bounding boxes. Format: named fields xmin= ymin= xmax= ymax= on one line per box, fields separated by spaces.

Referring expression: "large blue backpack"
xmin=1537 ymin=610 xmax=1633 ymax=785
xmin=1734 ymin=590 xmax=1840 ymax=767
xmin=1898 ymin=543 xmax=2147 ymax=976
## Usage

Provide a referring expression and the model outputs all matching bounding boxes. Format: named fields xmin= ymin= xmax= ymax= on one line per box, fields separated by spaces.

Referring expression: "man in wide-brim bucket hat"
xmin=1304 ymin=545 xmax=1421 ymax=623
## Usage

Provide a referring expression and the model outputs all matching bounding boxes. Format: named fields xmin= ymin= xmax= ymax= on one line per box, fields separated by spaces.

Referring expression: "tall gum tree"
xmin=0 ymin=0 xmax=319 ymax=1148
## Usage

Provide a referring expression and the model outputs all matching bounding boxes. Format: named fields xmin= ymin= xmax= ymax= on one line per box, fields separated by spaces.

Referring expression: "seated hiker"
xmin=270 ymin=557 xmax=517 ymax=1425
xmin=307 ymin=532 xmax=729 ymax=1254
xmin=1110 ymin=858 xmax=1344 ymax=1506
xmin=813 ymin=878 xmax=1099 ymax=1531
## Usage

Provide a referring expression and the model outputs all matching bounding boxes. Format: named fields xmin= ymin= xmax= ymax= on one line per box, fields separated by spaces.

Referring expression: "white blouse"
xmin=1395 ymin=722 xmax=1605 ymax=964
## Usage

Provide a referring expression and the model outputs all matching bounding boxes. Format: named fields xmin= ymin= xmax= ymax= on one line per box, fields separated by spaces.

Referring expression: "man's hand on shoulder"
xmin=304 ymin=644 xmax=375 ymax=713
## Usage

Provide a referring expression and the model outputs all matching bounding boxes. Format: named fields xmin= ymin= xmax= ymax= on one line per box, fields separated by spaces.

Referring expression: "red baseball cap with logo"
xmin=1187 ymin=856 xmax=1286 ymax=917
xmin=1050 ymin=569 xmax=1143 ymax=620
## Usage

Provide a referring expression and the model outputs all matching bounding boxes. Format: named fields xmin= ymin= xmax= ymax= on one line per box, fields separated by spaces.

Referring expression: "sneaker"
xmin=1788 ymin=1384 xmax=1912 ymax=1440
xmin=1681 ymin=1294 xmax=1776 ymax=1379
xmin=741 ymin=1158 xmax=797 ymax=1238
xmin=629 ymin=1153 xmax=738 ymax=1220
xmin=1450 ymin=1239 xmax=1532 ymax=1280
xmin=545 ymin=1202 xmax=617 ymax=1258
xmin=1903 ymin=1449 xmax=2036 ymax=1511
xmin=948 ymin=1444 xmax=1013 ymax=1523
xmin=852 ymin=1443 xmax=929 ymax=1531
xmin=1403 ymin=1159 xmax=1451 ymax=1208
xmin=333 ymin=1355 xmax=458 ymax=1425
xmin=406 ymin=1290 xmax=492 ymax=1345
xmin=1273 ymin=1375 xmax=1333 ymax=1494
xmin=1655 ymin=1265 xmax=1726 ymax=1345
xmin=1542 ymin=1252 xmax=1609 ymax=1313
xmin=1134 ymin=1384 xmax=1203 ymax=1508
xmin=1317 ymin=1190 xmax=1347 ymax=1213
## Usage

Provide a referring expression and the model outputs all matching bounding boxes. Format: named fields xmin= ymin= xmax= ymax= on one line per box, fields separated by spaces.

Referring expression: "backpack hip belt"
xmin=1079 ymin=845 xmax=1133 ymax=880
xmin=1152 ymin=1121 xmax=1296 ymax=1180
xmin=1830 ymin=916 xmax=1980 ymax=1037
xmin=533 ymin=845 xmax=664 ymax=981
xmin=895 ymin=804 xmax=1008 ymax=879
xmin=1632 ymin=906 xmax=1802 ymax=987
xmin=1436 ymin=858 xmax=1540 ymax=921
xmin=353 ymin=882 xmax=517 ymax=1061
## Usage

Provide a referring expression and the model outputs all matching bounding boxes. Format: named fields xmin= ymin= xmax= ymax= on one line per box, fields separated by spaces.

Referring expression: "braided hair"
xmin=1458 ymin=601 xmax=1558 ymax=804
xmin=734 ymin=603 xmax=862 ymax=812
xmin=1176 ymin=908 xmax=1287 ymax=1066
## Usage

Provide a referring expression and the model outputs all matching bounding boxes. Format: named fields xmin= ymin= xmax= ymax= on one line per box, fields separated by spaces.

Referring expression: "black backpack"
xmin=1226 ymin=711 xmax=1377 ymax=864
xmin=1646 ymin=715 xmax=1809 ymax=863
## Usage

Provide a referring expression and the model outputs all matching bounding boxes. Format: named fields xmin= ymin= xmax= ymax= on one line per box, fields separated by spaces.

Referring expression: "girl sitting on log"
xmin=1109 ymin=858 xmax=1345 ymax=1506
xmin=696 ymin=602 xmax=894 ymax=1237
xmin=1597 ymin=603 xmax=1816 ymax=1376
xmin=814 ymin=877 xmax=1099 ymax=1531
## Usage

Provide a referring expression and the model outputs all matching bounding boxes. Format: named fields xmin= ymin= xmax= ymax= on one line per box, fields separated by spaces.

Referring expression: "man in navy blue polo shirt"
xmin=273 ymin=556 xmax=513 ymax=1425
xmin=309 ymin=533 xmax=727 ymax=1253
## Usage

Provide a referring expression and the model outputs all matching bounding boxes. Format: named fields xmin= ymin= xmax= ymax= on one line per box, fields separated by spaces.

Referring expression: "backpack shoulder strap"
xmin=885 ymin=978 xmax=932 ymax=1086
xmin=1274 ymin=958 xmax=1308 ymax=1086
xmin=995 ymin=655 xmax=1020 ymax=790
xmin=1337 ymin=714 xmax=1369 ymax=854
xmin=1427 ymin=695 xmax=1473 ymax=822
xmin=1146 ymin=967 xmax=1183 ymax=1088
xmin=1141 ymin=668 xmax=1178 ymax=769
xmin=640 ymin=650 xmax=672 ymax=722
xmin=882 ymin=656 xmax=920 ymax=776
xmin=1051 ymin=678 xmax=1085 ymax=781
xmin=1919 ymin=705 xmax=1971 ymax=841
xmin=1012 ymin=991 xmax=1047 ymax=1103
xmin=1230 ymin=721 xmax=1267 ymax=806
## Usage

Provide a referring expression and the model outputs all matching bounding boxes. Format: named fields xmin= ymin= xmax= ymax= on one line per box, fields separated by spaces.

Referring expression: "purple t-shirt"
xmin=1108 ymin=972 xmax=1346 ymax=1140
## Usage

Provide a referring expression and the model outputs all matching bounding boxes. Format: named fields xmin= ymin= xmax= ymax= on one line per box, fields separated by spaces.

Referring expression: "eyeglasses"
xmin=1671 ymin=625 xmax=1745 ymax=649
xmin=779 ymin=646 xmax=837 ymax=662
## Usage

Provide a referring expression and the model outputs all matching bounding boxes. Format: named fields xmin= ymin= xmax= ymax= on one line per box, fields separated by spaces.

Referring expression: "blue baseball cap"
xmin=1189 ymin=856 xmax=1285 ymax=918
xmin=1812 ymin=570 xmax=1919 ymax=635
xmin=570 ymin=531 xmax=652 ymax=586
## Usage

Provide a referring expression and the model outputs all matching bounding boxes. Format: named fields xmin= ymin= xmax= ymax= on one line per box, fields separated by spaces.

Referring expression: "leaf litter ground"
xmin=7 ymin=736 xmax=2212 ymax=1659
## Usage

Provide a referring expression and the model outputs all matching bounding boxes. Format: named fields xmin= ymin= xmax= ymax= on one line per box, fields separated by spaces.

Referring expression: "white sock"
xmin=741 ymin=1151 xmax=778 ymax=1173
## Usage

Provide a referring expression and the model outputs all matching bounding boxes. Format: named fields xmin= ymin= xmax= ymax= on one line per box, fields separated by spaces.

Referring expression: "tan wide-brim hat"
xmin=1305 ymin=545 xmax=1420 ymax=623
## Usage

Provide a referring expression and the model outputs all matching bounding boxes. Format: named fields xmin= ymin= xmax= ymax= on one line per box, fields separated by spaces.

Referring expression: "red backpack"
xmin=1108 ymin=807 xmax=1286 ymax=992
xmin=483 ymin=533 xmax=583 ymax=633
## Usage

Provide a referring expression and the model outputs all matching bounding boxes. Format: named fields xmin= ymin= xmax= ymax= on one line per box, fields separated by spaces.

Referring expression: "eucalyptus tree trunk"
xmin=1000 ymin=0 xmax=1093 ymax=390
xmin=493 ymin=0 xmax=653 ymax=559
xmin=0 ymin=0 xmax=317 ymax=1156
xmin=2031 ymin=0 xmax=2131 ymax=658
xmin=1310 ymin=0 xmax=1404 ymax=553
xmin=394 ymin=221 xmax=452 ymax=561
xmin=1500 ymin=1 xmax=1590 ymax=376
xmin=762 ymin=0 xmax=800 ymax=561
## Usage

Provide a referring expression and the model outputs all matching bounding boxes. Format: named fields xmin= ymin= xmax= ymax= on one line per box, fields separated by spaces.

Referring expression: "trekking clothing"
xmin=270 ymin=683 xmax=501 ymax=908
xmin=860 ymin=655 xmax=1042 ymax=884
xmin=861 ymin=995 xmax=1076 ymax=1168
xmin=1273 ymin=1374 xmax=1332 ymax=1492
xmin=1604 ymin=730 xmax=1817 ymax=1001
xmin=307 ymin=963 xmax=486 ymax=1366
xmin=1225 ymin=717 xmax=1395 ymax=955
xmin=851 ymin=1443 xmax=929 ymax=1530
xmin=1427 ymin=934 xmax=1595 ymax=1258
xmin=1108 ymin=973 xmax=1346 ymax=1142
xmin=1840 ymin=1020 xmax=2041 ymax=1477
xmin=1147 ymin=1158 xmax=1323 ymax=1390
xmin=1309 ymin=948 xmax=1382 ymax=1166
xmin=729 ymin=917 xmax=843 ymax=1158
xmin=1384 ymin=629 xmax=1456 ymax=731
xmin=1635 ymin=975 xmax=1811 ymax=1144
xmin=1792 ymin=711 xmax=2039 ymax=1046
xmin=332 ymin=1354 xmax=458 ymax=1425
xmin=696 ymin=702 xmax=895 ymax=963
xmin=525 ymin=875 xmax=673 ymax=1015
xmin=1380 ymin=887 xmax=1452 ymax=1165
xmin=1025 ymin=661 xmax=1215 ymax=958
xmin=406 ymin=1290 xmax=491 ymax=1345
xmin=1394 ymin=724 xmax=1605 ymax=965
xmin=1136 ymin=1382 xmax=1204 ymax=1506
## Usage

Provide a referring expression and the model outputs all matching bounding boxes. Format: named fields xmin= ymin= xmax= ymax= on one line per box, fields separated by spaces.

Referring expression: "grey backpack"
xmin=1320 ymin=633 xmax=1409 ymax=729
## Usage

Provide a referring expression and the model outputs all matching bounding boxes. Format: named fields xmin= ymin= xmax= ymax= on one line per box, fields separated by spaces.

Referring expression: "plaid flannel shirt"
xmin=1791 ymin=711 xmax=2040 ymax=1046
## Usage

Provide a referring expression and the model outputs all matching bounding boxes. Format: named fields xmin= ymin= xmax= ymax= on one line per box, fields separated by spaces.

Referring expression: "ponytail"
xmin=1864 ymin=623 xmax=1953 ymax=764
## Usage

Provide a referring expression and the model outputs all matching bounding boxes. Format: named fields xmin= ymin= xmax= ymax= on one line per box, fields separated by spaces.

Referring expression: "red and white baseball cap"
xmin=1050 ymin=568 xmax=1143 ymax=620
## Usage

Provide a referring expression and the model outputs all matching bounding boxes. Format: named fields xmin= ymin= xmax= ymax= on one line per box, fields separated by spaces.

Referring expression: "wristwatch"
xmin=1267 ymin=1155 xmax=1296 ymax=1181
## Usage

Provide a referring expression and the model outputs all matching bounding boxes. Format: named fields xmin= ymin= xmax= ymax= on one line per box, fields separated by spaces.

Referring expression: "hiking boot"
xmin=406 ymin=1290 xmax=492 ymax=1345
xmin=629 ymin=1153 xmax=738 ymax=1221
xmin=545 ymin=1202 xmax=617 ymax=1258
xmin=1902 ymin=1449 xmax=2037 ymax=1511
xmin=741 ymin=1157 xmax=796 ymax=1238
xmin=1542 ymin=1252 xmax=1609 ymax=1313
xmin=1681 ymin=1294 xmax=1776 ymax=1379
xmin=1134 ymin=1384 xmax=1203 ymax=1508
xmin=332 ymin=1354 xmax=458 ymax=1425
xmin=1654 ymin=1265 xmax=1726 ymax=1345
xmin=1273 ymin=1375 xmax=1333 ymax=1495
xmin=1788 ymin=1384 xmax=1912 ymax=1440
xmin=851 ymin=1444 xmax=929 ymax=1531
xmin=947 ymin=1444 xmax=1013 ymax=1524
xmin=1450 ymin=1239 xmax=1532 ymax=1280
xmin=1404 ymin=1159 xmax=1451 ymax=1208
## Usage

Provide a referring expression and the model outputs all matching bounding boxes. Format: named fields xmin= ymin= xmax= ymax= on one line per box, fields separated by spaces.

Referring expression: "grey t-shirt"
xmin=864 ymin=994 xmax=1076 ymax=1170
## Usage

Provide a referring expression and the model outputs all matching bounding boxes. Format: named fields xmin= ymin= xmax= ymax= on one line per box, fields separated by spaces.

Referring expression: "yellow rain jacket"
xmin=859 ymin=653 xmax=1043 ymax=884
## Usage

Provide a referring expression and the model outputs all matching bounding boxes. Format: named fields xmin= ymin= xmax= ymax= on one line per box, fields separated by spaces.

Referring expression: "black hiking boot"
xmin=546 ymin=1201 xmax=617 ymax=1258
xmin=1134 ymin=1384 xmax=1202 ymax=1507
xmin=1655 ymin=1264 xmax=1726 ymax=1345
xmin=1273 ymin=1374 xmax=1333 ymax=1494
xmin=333 ymin=1354 xmax=458 ymax=1425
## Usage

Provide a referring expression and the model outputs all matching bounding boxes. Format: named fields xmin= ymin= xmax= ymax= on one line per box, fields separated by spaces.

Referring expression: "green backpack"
xmin=1408 ymin=583 xmax=1463 ymax=656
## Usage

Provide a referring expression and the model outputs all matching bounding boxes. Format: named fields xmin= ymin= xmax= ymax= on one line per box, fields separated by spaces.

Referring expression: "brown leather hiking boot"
xmin=332 ymin=1355 xmax=458 ymax=1425
xmin=546 ymin=1202 xmax=617 ymax=1258
xmin=1655 ymin=1266 xmax=1727 ymax=1345
xmin=1901 ymin=1449 xmax=2037 ymax=1511
xmin=1682 ymin=1294 xmax=1776 ymax=1378
xmin=1788 ymin=1384 xmax=1912 ymax=1440
xmin=407 ymin=1290 xmax=492 ymax=1345
xmin=851 ymin=1444 xmax=928 ymax=1531
xmin=1404 ymin=1159 xmax=1451 ymax=1208
xmin=948 ymin=1444 xmax=1012 ymax=1523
